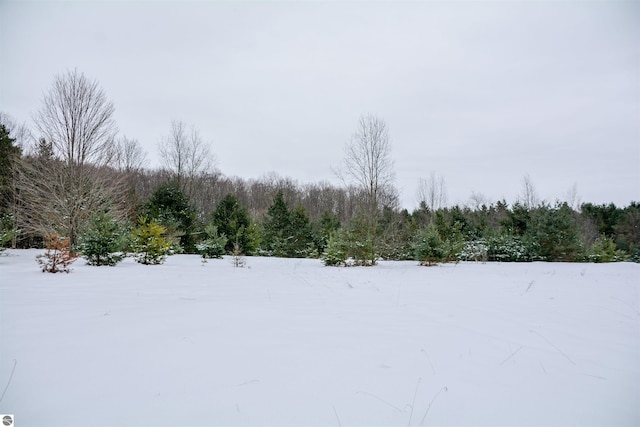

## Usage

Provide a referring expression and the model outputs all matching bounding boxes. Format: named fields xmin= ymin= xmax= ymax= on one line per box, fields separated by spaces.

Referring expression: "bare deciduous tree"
xmin=519 ymin=174 xmax=540 ymax=209
xmin=159 ymin=120 xmax=215 ymax=199
xmin=115 ymin=136 xmax=147 ymax=174
xmin=467 ymin=191 xmax=490 ymax=211
xmin=564 ymin=183 xmax=582 ymax=212
xmin=34 ymin=70 xmax=117 ymax=168
xmin=337 ymin=114 xmax=396 ymax=264
xmin=0 ymin=112 xmax=33 ymax=151
xmin=416 ymin=172 xmax=447 ymax=211
xmin=18 ymin=70 xmax=122 ymax=245
xmin=18 ymin=158 xmax=120 ymax=245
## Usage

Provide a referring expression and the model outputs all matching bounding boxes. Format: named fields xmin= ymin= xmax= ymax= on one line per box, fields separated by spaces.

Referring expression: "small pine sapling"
xmin=588 ymin=235 xmax=622 ymax=263
xmin=196 ymin=224 xmax=227 ymax=260
xmin=78 ymin=213 xmax=129 ymax=266
xmin=321 ymin=231 xmax=348 ymax=267
xmin=231 ymin=237 xmax=246 ymax=268
xmin=0 ymin=229 xmax=12 ymax=255
xmin=130 ymin=217 xmax=172 ymax=265
xmin=413 ymin=225 xmax=446 ymax=266
xmin=36 ymin=233 xmax=78 ymax=273
xmin=0 ymin=215 xmax=17 ymax=254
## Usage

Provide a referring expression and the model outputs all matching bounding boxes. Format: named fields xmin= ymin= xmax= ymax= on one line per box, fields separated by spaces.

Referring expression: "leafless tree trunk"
xmin=416 ymin=172 xmax=447 ymax=212
xmin=18 ymin=70 xmax=121 ymax=245
xmin=158 ymin=120 xmax=215 ymax=199
xmin=337 ymin=114 xmax=395 ymax=264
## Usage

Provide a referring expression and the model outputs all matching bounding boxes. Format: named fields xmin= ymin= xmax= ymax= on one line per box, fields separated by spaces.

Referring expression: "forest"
xmin=1 ymin=70 xmax=638 ymax=268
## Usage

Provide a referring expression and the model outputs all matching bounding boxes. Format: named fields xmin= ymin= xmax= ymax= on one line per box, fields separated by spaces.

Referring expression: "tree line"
xmin=0 ymin=70 xmax=638 ymax=266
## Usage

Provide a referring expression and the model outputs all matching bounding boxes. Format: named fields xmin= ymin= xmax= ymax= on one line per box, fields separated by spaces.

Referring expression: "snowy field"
xmin=0 ymin=249 xmax=638 ymax=427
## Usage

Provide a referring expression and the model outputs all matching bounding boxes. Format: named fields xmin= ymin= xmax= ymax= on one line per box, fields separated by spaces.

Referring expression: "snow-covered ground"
xmin=0 ymin=249 xmax=638 ymax=427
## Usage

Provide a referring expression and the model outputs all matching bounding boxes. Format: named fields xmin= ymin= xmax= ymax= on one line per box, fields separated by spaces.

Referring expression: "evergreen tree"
xmin=130 ymin=217 xmax=172 ymax=265
xmin=144 ymin=183 xmax=197 ymax=253
xmin=196 ymin=224 xmax=227 ymax=259
xmin=288 ymin=204 xmax=315 ymax=257
xmin=581 ymin=203 xmax=621 ymax=237
xmin=485 ymin=232 xmax=533 ymax=262
xmin=0 ymin=215 xmax=15 ymax=254
xmin=263 ymin=191 xmax=292 ymax=257
xmin=527 ymin=202 xmax=583 ymax=261
xmin=321 ymin=229 xmax=348 ymax=266
xmin=77 ymin=212 xmax=129 ymax=266
xmin=313 ymin=210 xmax=341 ymax=254
xmin=211 ymin=194 xmax=251 ymax=254
xmin=262 ymin=191 xmax=315 ymax=258
xmin=36 ymin=233 xmax=78 ymax=273
xmin=378 ymin=207 xmax=414 ymax=260
xmin=502 ymin=202 xmax=531 ymax=236
xmin=614 ymin=202 xmax=640 ymax=260
xmin=0 ymin=124 xmax=20 ymax=210
xmin=432 ymin=210 xmax=465 ymax=260
xmin=413 ymin=223 xmax=447 ymax=266
xmin=0 ymin=124 xmax=21 ymax=246
xmin=344 ymin=214 xmax=375 ymax=265
xmin=588 ymin=235 xmax=621 ymax=263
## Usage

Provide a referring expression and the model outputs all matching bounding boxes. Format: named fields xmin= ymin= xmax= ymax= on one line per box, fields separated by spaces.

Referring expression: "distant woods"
xmin=0 ymin=70 xmax=638 ymax=264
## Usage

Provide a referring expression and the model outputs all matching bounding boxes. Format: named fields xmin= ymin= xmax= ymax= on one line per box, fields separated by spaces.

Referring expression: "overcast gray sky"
xmin=1 ymin=0 xmax=638 ymax=209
